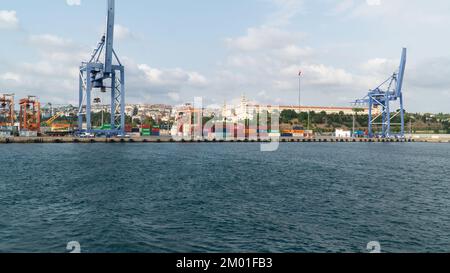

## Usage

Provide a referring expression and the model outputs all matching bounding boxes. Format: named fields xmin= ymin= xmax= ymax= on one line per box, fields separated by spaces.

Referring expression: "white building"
xmin=335 ymin=129 xmax=352 ymax=138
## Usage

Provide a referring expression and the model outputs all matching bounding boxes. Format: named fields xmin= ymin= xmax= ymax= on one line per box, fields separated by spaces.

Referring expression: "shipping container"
xmin=141 ymin=128 xmax=151 ymax=136
xmin=281 ymin=133 xmax=293 ymax=137
xmin=0 ymin=131 xmax=12 ymax=137
xmin=354 ymin=130 xmax=365 ymax=137
xmin=19 ymin=131 xmax=38 ymax=137
xmin=99 ymin=124 xmax=112 ymax=130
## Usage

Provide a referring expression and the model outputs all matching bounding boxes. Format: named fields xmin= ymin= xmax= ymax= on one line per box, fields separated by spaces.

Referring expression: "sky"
xmin=0 ymin=0 xmax=450 ymax=113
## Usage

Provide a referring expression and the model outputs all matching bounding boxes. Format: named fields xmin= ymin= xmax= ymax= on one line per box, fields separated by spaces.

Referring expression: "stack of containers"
xmin=19 ymin=130 xmax=38 ymax=137
xmin=0 ymin=130 xmax=12 ymax=137
xmin=212 ymin=122 xmax=224 ymax=139
xmin=182 ymin=124 xmax=192 ymax=138
xmin=100 ymin=124 xmax=112 ymax=130
xmin=141 ymin=129 xmax=151 ymax=136
xmin=304 ymin=130 xmax=314 ymax=138
xmin=225 ymin=123 xmax=234 ymax=139
xmin=152 ymin=125 xmax=160 ymax=136
xmin=281 ymin=130 xmax=293 ymax=137
xmin=130 ymin=127 xmax=140 ymax=138
xmin=203 ymin=125 xmax=215 ymax=140
xmin=141 ymin=124 xmax=151 ymax=137
xmin=235 ymin=124 xmax=246 ymax=139
xmin=268 ymin=128 xmax=281 ymax=137
xmin=257 ymin=125 xmax=269 ymax=138
xmin=292 ymin=126 xmax=305 ymax=137
xmin=246 ymin=126 xmax=258 ymax=139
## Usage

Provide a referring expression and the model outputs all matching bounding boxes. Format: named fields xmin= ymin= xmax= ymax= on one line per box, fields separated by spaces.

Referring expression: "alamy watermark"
xmin=67 ymin=241 xmax=81 ymax=253
xmin=367 ymin=241 xmax=381 ymax=253
xmin=64 ymin=240 xmax=381 ymax=253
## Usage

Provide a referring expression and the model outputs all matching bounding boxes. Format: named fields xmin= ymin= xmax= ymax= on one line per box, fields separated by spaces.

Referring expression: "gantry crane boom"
xmin=396 ymin=48 xmax=407 ymax=97
xmin=104 ymin=0 xmax=115 ymax=75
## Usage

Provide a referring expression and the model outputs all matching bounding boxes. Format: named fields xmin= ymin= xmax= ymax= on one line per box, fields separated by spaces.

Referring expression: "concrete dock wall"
xmin=1 ymin=136 xmax=448 ymax=144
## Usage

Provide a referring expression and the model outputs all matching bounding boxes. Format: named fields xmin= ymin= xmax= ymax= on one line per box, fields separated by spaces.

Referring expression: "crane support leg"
xmin=111 ymin=72 xmax=116 ymax=130
xmin=120 ymin=67 xmax=126 ymax=133
xmin=78 ymin=73 xmax=83 ymax=130
xmin=400 ymin=94 xmax=405 ymax=137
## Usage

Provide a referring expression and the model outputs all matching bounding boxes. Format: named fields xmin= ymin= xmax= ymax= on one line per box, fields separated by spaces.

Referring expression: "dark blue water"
xmin=1 ymin=143 xmax=449 ymax=253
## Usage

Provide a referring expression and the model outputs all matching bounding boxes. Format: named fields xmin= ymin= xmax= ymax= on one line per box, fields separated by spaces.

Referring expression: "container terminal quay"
xmin=1 ymin=92 xmax=450 ymax=144
xmin=1 ymin=0 xmax=449 ymax=144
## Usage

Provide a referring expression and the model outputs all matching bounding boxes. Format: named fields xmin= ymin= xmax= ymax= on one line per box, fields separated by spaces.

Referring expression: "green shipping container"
xmin=141 ymin=128 xmax=151 ymax=136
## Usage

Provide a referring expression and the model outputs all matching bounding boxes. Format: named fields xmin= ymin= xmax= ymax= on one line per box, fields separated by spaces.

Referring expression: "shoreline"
xmin=1 ymin=136 xmax=448 ymax=144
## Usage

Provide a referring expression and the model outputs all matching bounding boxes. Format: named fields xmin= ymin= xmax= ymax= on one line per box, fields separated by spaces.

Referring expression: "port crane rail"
xmin=77 ymin=0 xmax=125 ymax=136
xmin=353 ymin=48 xmax=407 ymax=138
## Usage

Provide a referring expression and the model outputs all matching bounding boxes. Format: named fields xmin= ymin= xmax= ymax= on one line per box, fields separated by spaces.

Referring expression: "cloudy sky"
xmin=0 ymin=0 xmax=449 ymax=112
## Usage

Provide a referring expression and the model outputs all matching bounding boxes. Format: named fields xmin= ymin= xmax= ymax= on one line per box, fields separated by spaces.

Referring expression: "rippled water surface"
xmin=0 ymin=143 xmax=449 ymax=253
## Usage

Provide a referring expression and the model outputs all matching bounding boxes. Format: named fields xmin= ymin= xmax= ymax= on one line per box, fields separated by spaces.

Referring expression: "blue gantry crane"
xmin=77 ymin=0 xmax=125 ymax=136
xmin=354 ymin=48 xmax=407 ymax=138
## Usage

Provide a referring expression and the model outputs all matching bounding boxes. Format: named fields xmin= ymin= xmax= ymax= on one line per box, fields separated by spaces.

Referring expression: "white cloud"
xmin=66 ymin=0 xmax=81 ymax=6
xmin=137 ymin=64 xmax=207 ymax=87
xmin=114 ymin=24 xmax=132 ymax=40
xmin=226 ymin=26 xmax=304 ymax=51
xmin=0 ymin=72 xmax=20 ymax=82
xmin=0 ymin=10 xmax=19 ymax=30
xmin=267 ymin=0 xmax=304 ymax=27
xmin=217 ymin=0 xmax=356 ymax=103
xmin=361 ymin=58 xmax=399 ymax=76
xmin=0 ymin=33 xmax=89 ymax=104
xmin=366 ymin=0 xmax=381 ymax=6
xmin=167 ymin=92 xmax=181 ymax=102
xmin=29 ymin=34 xmax=73 ymax=48
xmin=332 ymin=0 xmax=355 ymax=14
xmin=343 ymin=0 xmax=450 ymax=27
xmin=282 ymin=64 xmax=353 ymax=86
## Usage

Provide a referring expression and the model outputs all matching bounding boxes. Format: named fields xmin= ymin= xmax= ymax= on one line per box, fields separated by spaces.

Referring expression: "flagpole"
xmin=298 ymin=71 xmax=302 ymax=113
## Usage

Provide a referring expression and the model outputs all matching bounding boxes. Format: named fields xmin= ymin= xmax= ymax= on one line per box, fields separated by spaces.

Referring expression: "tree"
xmin=280 ymin=110 xmax=298 ymax=124
xmin=352 ymin=108 xmax=365 ymax=133
xmin=132 ymin=118 xmax=141 ymax=127
xmin=132 ymin=105 xmax=139 ymax=116
xmin=142 ymin=117 xmax=155 ymax=127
